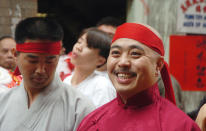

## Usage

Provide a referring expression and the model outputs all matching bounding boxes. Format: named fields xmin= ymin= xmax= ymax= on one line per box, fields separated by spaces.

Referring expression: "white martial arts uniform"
xmin=0 ymin=74 xmax=95 ymax=131
xmin=63 ymin=72 xmax=116 ymax=108
xmin=56 ymin=54 xmax=73 ymax=78
xmin=0 ymin=84 xmax=10 ymax=93
xmin=0 ymin=66 xmax=12 ymax=85
xmin=94 ymin=70 xmax=108 ymax=77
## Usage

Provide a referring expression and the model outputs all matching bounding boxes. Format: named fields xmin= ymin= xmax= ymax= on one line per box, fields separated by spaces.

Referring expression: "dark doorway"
xmin=38 ymin=0 xmax=127 ymax=53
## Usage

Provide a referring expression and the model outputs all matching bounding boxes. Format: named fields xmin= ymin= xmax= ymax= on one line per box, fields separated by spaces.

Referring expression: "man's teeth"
xmin=117 ymin=73 xmax=131 ymax=79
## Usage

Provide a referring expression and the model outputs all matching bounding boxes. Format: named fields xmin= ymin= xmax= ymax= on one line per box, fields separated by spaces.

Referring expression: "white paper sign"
xmin=177 ymin=0 xmax=206 ymax=34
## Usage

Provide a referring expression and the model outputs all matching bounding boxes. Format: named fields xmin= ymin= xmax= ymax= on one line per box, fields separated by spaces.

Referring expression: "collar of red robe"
xmin=117 ymin=83 xmax=160 ymax=109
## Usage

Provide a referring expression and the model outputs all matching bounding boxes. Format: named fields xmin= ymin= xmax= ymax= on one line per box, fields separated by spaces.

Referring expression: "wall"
xmin=127 ymin=0 xmax=184 ymax=63
xmin=0 ymin=0 xmax=37 ymax=37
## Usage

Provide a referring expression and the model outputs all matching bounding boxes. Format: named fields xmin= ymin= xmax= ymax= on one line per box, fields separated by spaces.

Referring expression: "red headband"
xmin=112 ymin=23 xmax=164 ymax=56
xmin=14 ymin=41 xmax=61 ymax=76
xmin=16 ymin=41 xmax=61 ymax=55
xmin=112 ymin=23 xmax=176 ymax=105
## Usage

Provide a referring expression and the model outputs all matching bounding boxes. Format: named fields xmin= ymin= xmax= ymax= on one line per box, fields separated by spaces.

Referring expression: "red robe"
xmin=77 ymin=84 xmax=200 ymax=131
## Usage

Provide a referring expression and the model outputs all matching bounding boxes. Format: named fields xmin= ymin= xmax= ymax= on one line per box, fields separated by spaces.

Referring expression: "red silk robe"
xmin=77 ymin=84 xmax=200 ymax=131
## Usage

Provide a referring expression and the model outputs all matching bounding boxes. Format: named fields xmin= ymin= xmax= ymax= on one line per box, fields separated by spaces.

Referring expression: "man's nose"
xmin=75 ymin=44 xmax=82 ymax=52
xmin=118 ymin=54 xmax=131 ymax=67
xmin=7 ymin=51 xmax=15 ymax=58
xmin=35 ymin=64 xmax=46 ymax=74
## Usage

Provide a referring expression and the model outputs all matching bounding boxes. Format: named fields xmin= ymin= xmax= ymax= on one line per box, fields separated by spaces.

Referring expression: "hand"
xmin=196 ymin=104 xmax=206 ymax=131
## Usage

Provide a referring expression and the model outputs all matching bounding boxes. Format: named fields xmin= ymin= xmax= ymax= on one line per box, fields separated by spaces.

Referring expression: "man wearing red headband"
xmin=0 ymin=17 xmax=94 ymax=131
xmin=77 ymin=23 xmax=200 ymax=131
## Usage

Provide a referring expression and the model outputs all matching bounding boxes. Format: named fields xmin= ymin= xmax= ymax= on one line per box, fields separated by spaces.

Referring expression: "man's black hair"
xmin=188 ymin=96 xmax=206 ymax=120
xmin=96 ymin=16 xmax=124 ymax=27
xmin=15 ymin=17 xmax=64 ymax=43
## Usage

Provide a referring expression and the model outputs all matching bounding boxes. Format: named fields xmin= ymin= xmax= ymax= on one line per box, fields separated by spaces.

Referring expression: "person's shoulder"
xmin=0 ymin=67 xmax=12 ymax=85
xmin=94 ymin=70 xmax=108 ymax=76
xmin=92 ymin=73 xmax=111 ymax=84
xmin=77 ymin=98 xmax=117 ymax=130
xmin=160 ymin=97 xmax=188 ymax=115
xmin=61 ymin=82 xmax=86 ymax=98
xmin=61 ymin=82 xmax=95 ymax=107
xmin=62 ymin=74 xmax=72 ymax=83
xmin=0 ymin=85 xmax=18 ymax=95
xmin=0 ymin=87 xmax=10 ymax=98
xmin=0 ymin=84 xmax=10 ymax=92
xmin=85 ymin=97 xmax=116 ymax=117
xmin=0 ymin=86 xmax=18 ymax=106
xmin=159 ymin=97 xmax=200 ymax=130
xmin=91 ymin=73 xmax=115 ymax=92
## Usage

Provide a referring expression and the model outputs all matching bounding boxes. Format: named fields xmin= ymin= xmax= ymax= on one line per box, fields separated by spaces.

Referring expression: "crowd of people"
xmin=0 ymin=16 xmax=205 ymax=130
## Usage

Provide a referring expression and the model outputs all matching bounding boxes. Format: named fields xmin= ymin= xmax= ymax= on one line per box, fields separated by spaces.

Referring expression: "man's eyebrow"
xmin=129 ymin=45 xmax=144 ymax=51
xmin=111 ymin=44 xmax=144 ymax=51
xmin=46 ymin=56 xmax=57 ymax=59
xmin=2 ymin=48 xmax=9 ymax=51
xmin=111 ymin=45 xmax=121 ymax=49
xmin=27 ymin=54 xmax=38 ymax=59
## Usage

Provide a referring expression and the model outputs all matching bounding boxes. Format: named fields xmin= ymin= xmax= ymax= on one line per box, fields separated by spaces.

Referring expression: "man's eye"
xmin=46 ymin=58 xmax=57 ymax=64
xmin=130 ymin=52 xmax=141 ymax=57
xmin=2 ymin=49 xmax=8 ymax=53
xmin=29 ymin=61 xmax=38 ymax=64
xmin=111 ymin=50 xmax=120 ymax=55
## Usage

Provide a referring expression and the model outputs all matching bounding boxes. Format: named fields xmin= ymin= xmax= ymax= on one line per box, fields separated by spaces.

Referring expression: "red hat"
xmin=112 ymin=23 xmax=176 ymax=105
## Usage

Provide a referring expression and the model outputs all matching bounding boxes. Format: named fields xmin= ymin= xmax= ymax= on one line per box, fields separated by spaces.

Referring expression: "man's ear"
xmin=12 ymin=48 xmax=17 ymax=57
xmin=96 ymin=56 xmax=106 ymax=68
xmin=156 ymin=56 xmax=164 ymax=72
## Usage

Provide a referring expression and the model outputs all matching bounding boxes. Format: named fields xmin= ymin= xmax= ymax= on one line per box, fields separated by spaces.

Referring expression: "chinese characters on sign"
xmin=196 ymin=39 xmax=206 ymax=88
xmin=170 ymin=35 xmax=206 ymax=91
xmin=177 ymin=0 xmax=206 ymax=34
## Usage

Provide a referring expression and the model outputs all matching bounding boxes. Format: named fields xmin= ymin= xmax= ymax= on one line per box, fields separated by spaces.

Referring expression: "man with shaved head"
xmin=77 ymin=23 xmax=200 ymax=131
xmin=0 ymin=36 xmax=16 ymax=71
xmin=0 ymin=36 xmax=22 ymax=88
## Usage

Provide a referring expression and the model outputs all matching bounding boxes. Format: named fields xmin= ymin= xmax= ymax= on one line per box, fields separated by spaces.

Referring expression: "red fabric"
xmin=59 ymin=52 xmax=74 ymax=80
xmin=13 ymin=67 xmax=21 ymax=76
xmin=112 ymin=23 xmax=164 ymax=56
xmin=5 ymin=70 xmax=22 ymax=88
xmin=111 ymin=23 xmax=176 ymax=105
xmin=61 ymin=73 xmax=71 ymax=81
xmin=77 ymin=84 xmax=200 ymax=131
xmin=65 ymin=52 xmax=75 ymax=71
xmin=170 ymin=35 xmax=206 ymax=91
xmin=16 ymin=41 xmax=61 ymax=55
xmin=161 ymin=62 xmax=176 ymax=103
xmin=14 ymin=41 xmax=61 ymax=76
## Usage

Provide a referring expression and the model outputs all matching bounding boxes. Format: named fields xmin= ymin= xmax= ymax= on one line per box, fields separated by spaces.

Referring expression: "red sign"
xmin=170 ymin=35 xmax=206 ymax=91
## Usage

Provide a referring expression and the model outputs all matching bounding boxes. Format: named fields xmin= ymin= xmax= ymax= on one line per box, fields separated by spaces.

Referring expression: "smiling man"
xmin=0 ymin=17 xmax=94 ymax=131
xmin=77 ymin=23 xmax=200 ymax=131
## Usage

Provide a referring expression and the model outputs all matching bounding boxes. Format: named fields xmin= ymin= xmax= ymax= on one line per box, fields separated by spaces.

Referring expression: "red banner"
xmin=170 ymin=35 xmax=206 ymax=91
